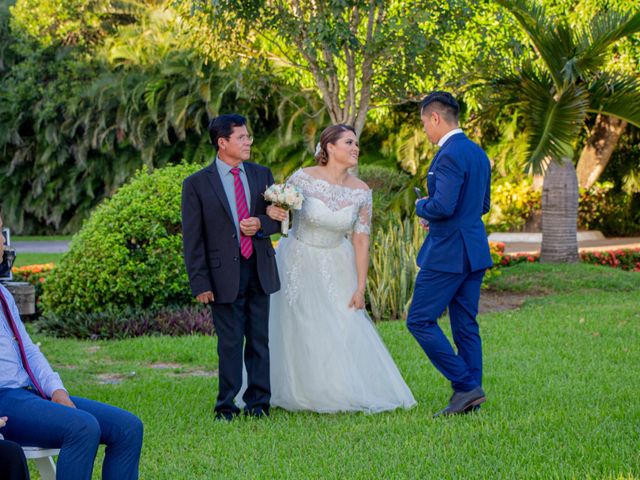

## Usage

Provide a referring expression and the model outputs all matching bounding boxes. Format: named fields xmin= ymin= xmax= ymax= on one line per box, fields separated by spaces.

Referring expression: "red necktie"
xmin=230 ymin=167 xmax=253 ymax=259
xmin=0 ymin=289 xmax=47 ymax=398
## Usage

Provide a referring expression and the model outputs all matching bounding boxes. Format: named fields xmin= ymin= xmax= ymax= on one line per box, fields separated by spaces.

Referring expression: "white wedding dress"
xmin=268 ymin=169 xmax=416 ymax=413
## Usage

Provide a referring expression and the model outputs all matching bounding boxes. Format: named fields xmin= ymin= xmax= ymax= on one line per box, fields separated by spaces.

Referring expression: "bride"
xmin=265 ymin=124 xmax=416 ymax=413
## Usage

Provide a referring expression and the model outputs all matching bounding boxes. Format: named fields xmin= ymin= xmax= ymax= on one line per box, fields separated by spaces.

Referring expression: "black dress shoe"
xmin=433 ymin=386 xmax=486 ymax=418
xmin=214 ymin=411 xmax=236 ymax=422
xmin=244 ymin=407 xmax=270 ymax=418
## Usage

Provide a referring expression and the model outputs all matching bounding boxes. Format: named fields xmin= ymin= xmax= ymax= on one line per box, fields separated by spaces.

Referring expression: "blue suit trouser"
xmin=0 ymin=387 xmax=143 ymax=480
xmin=407 ymin=256 xmax=485 ymax=392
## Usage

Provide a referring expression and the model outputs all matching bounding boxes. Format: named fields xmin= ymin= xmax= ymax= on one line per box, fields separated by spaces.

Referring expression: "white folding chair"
xmin=22 ymin=446 xmax=60 ymax=480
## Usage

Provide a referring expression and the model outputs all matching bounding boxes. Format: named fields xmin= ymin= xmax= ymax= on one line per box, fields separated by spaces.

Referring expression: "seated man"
xmin=0 ymin=213 xmax=143 ymax=480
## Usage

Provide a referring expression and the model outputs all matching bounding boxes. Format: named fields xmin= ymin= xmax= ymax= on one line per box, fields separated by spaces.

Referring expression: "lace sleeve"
xmin=353 ymin=189 xmax=373 ymax=235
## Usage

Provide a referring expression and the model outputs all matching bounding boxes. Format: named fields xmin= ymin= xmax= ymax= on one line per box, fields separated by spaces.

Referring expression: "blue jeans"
xmin=0 ymin=388 xmax=143 ymax=480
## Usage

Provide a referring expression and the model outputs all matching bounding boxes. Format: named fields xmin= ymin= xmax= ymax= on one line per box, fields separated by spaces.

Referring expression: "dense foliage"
xmin=40 ymin=162 xmax=200 ymax=315
xmin=36 ymin=303 xmax=213 ymax=339
xmin=0 ymin=0 xmax=638 ymax=239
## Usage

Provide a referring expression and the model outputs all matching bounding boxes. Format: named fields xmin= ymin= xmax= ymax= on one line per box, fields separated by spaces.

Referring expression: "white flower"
xmin=264 ymin=183 xmax=304 ymax=209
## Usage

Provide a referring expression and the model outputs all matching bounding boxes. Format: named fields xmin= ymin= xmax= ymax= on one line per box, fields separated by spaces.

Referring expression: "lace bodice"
xmin=287 ymin=169 xmax=372 ymax=248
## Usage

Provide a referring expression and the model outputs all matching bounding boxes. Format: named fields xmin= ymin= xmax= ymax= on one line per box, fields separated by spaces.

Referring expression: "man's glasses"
xmin=233 ymin=134 xmax=254 ymax=144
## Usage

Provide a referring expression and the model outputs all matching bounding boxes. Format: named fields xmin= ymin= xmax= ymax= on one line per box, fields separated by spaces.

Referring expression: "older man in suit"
xmin=407 ymin=91 xmax=493 ymax=417
xmin=181 ymin=114 xmax=281 ymax=421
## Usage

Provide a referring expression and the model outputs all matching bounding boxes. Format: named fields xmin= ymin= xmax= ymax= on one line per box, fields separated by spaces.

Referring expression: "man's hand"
xmin=196 ymin=291 xmax=214 ymax=304
xmin=419 ymin=218 xmax=430 ymax=232
xmin=266 ymin=205 xmax=288 ymax=222
xmin=0 ymin=416 xmax=7 ymax=429
xmin=51 ymin=389 xmax=76 ymax=408
xmin=240 ymin=217 xmax=261 ymax=236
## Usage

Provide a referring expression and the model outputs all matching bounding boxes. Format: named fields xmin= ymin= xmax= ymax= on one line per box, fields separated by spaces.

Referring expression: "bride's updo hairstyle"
xmin=314 ymin=124 xmax=356 ymax=166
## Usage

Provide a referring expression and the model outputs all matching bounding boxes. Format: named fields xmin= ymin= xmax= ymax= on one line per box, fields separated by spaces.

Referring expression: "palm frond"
xmin=574 ymin=11 xmax=640 ymax=78
xmin=495 ymin=0 xmax=572 ymax=88
xmin=515 ymin=72 xmax=589 ymax=173
xmin=587 ymin=74 xmax=640 ymax=128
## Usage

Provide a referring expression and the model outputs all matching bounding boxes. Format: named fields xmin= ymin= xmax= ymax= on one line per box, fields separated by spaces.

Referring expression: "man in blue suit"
xmin=407 ymin=91 xmax=493 ymax=417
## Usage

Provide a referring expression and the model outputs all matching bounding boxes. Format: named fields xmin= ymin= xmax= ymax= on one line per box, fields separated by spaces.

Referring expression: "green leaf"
xmin=586 ymin=73 xmax=640 ymax=128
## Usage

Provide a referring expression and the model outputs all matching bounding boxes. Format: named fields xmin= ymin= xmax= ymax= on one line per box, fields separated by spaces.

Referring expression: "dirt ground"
xmin=478 ymin=290 xmax=543 ymax=314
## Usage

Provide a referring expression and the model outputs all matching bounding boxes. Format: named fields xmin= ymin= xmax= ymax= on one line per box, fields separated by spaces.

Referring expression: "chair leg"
xmin=34 ymin=456 xmax=57 ymax=480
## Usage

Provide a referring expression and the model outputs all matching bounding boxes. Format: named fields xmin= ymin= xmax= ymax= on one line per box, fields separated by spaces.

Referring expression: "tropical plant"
xmin=492 ymin=0 xmax=640 ymax=262
xmin=0 ymin=0 xmax=323 ymax=233
xmin=367 ymin=215 xmax=423 ymax=321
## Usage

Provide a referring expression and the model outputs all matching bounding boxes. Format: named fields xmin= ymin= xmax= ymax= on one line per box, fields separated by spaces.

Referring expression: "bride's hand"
xmin=266 ymin=205 xmax=289 ymax=222
xmin=348 ymin=289 xmax=366 ymax=310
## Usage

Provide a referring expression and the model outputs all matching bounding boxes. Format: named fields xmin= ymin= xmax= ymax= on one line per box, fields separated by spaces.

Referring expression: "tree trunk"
xmin=576 ymin=114 xmax=627 ymax=189
xmin=540 ymin=157 xmax=579 ymax=263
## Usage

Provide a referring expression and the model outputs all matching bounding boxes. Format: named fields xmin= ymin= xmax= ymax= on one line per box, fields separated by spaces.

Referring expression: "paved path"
xmin=12 ymin=241 xmax=70 ymax=254
xmin=491 ymin=235 xmax=640 ymax=255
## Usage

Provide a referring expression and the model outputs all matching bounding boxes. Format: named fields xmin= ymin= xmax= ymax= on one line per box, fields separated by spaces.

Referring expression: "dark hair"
xmin=420 ymin=91 xmax=460 ymax=124
xmin=208 ymin=114 xmax=247 ymax=150
xmin=315 ymin=124 xmax=356 ymax=166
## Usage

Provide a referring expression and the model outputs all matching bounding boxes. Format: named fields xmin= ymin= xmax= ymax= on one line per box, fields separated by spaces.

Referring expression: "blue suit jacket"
xmin=415 ymin=133 xmax=492 ymax=273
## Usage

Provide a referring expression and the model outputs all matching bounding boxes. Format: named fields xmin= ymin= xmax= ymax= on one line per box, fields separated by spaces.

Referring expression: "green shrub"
xmin=36 ymin=303 xmax=213 ymax=339
xmin=358 ymin=165 xmax=412 ymax=226
xmin=486 ymin=178 xmax=640 ymax=236
xmin=579 ymin=184 xmax=640 ymax=236
xmin=485 ymin=178 xmax=541 ymax=233
xmin=580 ymin=248 xmax=640 ymax=271
xmin=41 ymin=163 xmax=202 ymax=315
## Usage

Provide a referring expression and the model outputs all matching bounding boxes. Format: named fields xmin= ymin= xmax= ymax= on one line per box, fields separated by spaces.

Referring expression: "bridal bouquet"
xmin=264 ymin=183 xmax=304 ymax=236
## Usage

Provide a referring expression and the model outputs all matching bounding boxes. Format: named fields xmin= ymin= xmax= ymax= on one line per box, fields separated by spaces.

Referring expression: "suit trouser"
xmin=0 ymin=388 xmax=143 ymax=480
xmin=0 ymin=439 xmax=30 ymax=480
xmin=210 ymin=253 xmax=270 ymax=415
xmin=407 ymin=254 xmax=485 ymax=393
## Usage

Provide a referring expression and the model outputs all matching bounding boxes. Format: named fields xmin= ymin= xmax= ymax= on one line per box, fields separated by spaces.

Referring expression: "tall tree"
xmin=187 ymin=0 xmax=447 ymax=136
xmin=493 ymin=0 xmax=640 ymax=262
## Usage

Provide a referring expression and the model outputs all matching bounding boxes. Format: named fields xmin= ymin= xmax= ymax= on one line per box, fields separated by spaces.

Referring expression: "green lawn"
xmin=26 ymin=264 xmax=640 ymax=479
xmin=13 ymin=252 xmax=64 ymax=267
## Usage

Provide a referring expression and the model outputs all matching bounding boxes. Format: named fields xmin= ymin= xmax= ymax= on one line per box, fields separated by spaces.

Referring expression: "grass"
xmin=11 ymin=235 xmax=73 ymax=242
xmin=13 ymin=253 xmax=64 ymax=267
xmin=25 ymin=264 xmax=640 ymax=479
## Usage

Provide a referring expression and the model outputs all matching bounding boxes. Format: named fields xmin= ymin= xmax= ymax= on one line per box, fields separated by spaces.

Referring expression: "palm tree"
xmin=493 ymin=0 xmax=640 ymax=262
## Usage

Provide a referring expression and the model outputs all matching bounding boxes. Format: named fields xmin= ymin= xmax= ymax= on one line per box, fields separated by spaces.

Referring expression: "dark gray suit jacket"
xmin=181 ymin=161 xmax=281 ymax=303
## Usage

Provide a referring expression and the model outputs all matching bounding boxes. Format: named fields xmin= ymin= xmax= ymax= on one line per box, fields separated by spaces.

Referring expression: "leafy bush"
xmin=579 ymin=186 xmax=640 ymax=236
xmin=41 ymin=163 xmax=201 ymax=315
xmin=578 ymin=182 xmax=616 ymax=230
xmin=496 ymin=247 xmax=640 ymax=272
xmin=358 ymin=165 xmax=412 ymax=226
xmin=580 ymin=249 xmax=640 ymax=272
xmin=486 ymin=179 xmax=640 ymax=236
xmin=36 ymin=304 xmax=213 ymax=339
xmin=485 ymin=179 xmax=541 ymax=233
